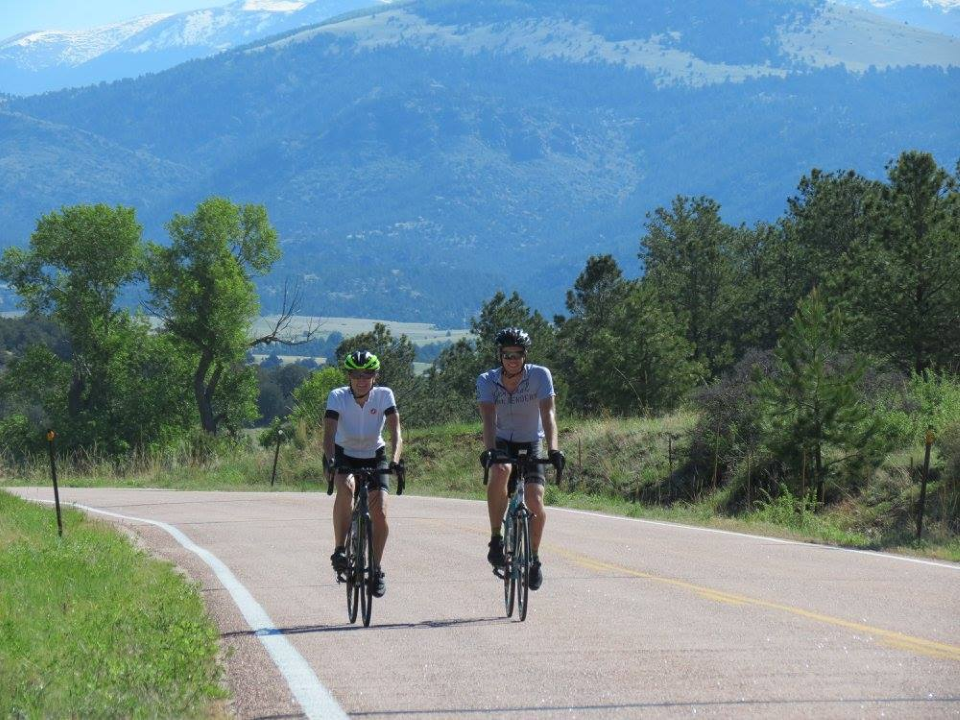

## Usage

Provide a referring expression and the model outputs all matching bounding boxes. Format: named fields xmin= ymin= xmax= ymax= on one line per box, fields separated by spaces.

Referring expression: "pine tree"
xmin=837 ymin=151 xmax=960 ymax=373
xmin=756 ymin=289 xmax=878 ymax=505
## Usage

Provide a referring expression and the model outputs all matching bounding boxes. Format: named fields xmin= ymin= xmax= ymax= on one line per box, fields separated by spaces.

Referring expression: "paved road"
xmin=9 ymin=486 xmax=960 ymax=719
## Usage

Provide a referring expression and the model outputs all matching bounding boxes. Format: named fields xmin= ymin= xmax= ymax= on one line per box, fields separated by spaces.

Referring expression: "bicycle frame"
xmin=487 ymin=447 xmax=547 ymax=621
xmin=329 ymin=465 xmax=396 ymax=627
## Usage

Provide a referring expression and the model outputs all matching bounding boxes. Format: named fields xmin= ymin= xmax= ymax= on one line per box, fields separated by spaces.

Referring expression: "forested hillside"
xmin=1 ymin=0 xmax=957 ymax=323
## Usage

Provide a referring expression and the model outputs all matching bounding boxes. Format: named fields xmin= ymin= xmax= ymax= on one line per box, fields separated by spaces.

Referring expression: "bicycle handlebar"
xmin=326 ymin=464 xmax=406 ymax=495
xmin=483 ymin=452 xmax=563 ymax=486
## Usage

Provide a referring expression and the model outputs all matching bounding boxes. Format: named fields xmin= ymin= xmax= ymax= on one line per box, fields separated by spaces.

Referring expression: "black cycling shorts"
xmin=495 ymin=438 xmax=546 ymax=488
xmin=334 ymin=445 xmax=390 ymax=492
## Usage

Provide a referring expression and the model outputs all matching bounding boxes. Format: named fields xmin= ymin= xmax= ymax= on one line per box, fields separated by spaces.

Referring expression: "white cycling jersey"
xmin=325 ymin=386 xmax=397 ymax=459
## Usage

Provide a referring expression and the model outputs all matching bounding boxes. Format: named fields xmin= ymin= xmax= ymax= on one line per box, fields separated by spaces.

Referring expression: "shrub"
xmin=689 ymin=349 xmax=773 ymax=490
xmin=289 ymin=367 xmax=344 ymax=432
xmin=869 ymin=371 xmax=960 ymax=450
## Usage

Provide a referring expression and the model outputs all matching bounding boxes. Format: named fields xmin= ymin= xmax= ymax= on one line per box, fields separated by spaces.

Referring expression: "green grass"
xmin=0 ymin=492 xmax=227 ymax=718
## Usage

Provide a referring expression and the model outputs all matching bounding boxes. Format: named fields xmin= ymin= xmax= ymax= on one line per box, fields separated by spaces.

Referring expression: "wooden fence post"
xmin=270 ymin=428 xmax=284 ymax=487
xmin=711 ymin=420 xmax=720 ymax=492
xmin=47 ymin=429 xmax=63 ymax=538
xmin=917 ymin=428 xmax=934 ymax=541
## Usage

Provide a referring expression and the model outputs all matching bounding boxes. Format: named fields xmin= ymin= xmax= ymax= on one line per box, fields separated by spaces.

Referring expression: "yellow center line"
xmin=414 ymin=516 xmax=959 ymax=661
xmin=548 ymin=545 xmax=960 ymax=662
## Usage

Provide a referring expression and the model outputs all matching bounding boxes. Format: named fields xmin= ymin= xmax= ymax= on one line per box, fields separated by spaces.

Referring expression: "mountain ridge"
xmin=1 ymin=0 xmax=957 ymax=324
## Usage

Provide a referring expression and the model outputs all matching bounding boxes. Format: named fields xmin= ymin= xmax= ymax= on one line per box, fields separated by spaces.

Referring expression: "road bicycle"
xmin=327 ymin=462 xmax=405 ymax=627
xmin=484 ymin=448 xmax=561 ymax=621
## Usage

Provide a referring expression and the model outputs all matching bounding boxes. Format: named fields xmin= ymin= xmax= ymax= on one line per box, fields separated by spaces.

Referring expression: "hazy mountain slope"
xmin=1 ymin=0 xmax=957 ymax=323
xmin=0 ymin=110 xmax=198 ymax=248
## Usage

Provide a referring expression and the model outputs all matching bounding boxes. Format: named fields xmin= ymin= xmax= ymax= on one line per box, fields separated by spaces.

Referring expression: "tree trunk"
xmin=814 ymin=444 xmax=824 ymax=509
xmin=67 ymin=370 xmax=86 ymax=418
xmin=194 ymin=351 xmax=217 ymax=434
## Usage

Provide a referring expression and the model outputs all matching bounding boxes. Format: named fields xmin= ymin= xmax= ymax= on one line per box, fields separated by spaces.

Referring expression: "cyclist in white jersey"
xmin=323 ymin=350 xmax=403 ymax=598
xmin=476 ymin=327 xmax=564 ymax=591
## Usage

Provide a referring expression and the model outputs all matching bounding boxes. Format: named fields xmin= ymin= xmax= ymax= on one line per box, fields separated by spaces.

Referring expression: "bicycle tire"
xmin=346 ymin=518 xmax=360 ymax=624
xmin=360 ymin=514 xmax=374 ymax=627
xmin=516 ymin=513 xmax=531 ymax=621
xmin=503 ymin=514 xmax=516 ymax=618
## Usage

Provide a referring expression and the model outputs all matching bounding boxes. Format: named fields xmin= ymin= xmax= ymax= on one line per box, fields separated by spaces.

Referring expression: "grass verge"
xmin=0 ymin=492 xmax=227 ymax=718
xmin=2 ymin=414 xmax=956 ymax=562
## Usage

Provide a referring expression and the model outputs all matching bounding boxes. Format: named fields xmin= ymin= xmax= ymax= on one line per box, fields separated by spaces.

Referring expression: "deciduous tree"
xmin=146 ymin=197 xmax=281 ymax=433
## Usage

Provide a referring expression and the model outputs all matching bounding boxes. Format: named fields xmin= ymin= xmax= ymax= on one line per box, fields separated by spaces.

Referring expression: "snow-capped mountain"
xmin=0 ymin=0 xmax=392 ymax=95
xmin=830 ymin=0 xmax=960 ymax=37
xmin=0 ymin=15 xmax=175 ymax=71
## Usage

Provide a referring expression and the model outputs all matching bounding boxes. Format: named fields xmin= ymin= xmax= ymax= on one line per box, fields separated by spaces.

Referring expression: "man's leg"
xmin=486 ymin=463 xmax=510 ymax=566
xmin=525 ymin=482 xmax=546 ymax=552
xmin=525 ymin=482 xmax=546 ymax=590
xmin=487 ymin=464 xmax=511 ymax=534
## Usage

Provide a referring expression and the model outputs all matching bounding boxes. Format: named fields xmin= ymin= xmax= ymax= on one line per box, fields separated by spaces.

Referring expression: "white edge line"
xmin=26 ymin=496 xmax=348 ymax=720
xmin=412 ymin=494 xmax=960 ymax=571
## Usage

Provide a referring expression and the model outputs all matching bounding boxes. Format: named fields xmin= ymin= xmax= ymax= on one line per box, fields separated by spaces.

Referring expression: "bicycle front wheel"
xmin=346 ymin=518 xmax=360 ymax=624
xmin=503 ymin=516 xmax=516 ymax=618
xmin=516 ymin=513 xmax=531 ymax=621
xmin=360 ymin=515 xmax=375 ymax=627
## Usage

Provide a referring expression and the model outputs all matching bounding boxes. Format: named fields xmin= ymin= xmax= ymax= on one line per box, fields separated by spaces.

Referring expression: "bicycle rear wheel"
xmin=345 ymin=518 xmax=360 ymax=624
xmin=516 ymin=513 xmax=531 ymax=621
xmin=503 ymin=516 xmax=516 ymax=618
xmin=360 ymin=515 xmax=375 ymax=627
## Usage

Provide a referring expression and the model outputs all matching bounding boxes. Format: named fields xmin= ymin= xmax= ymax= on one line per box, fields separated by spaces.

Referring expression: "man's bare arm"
xmin=540 ymin=396 xmax=558 ymax=452
xmin=478 ymin=401 xmax=498 ymax=451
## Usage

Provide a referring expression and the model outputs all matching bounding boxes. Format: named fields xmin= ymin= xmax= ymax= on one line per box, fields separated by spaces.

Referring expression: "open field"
xmin=253 ymin=315 xmax=470 ymax=345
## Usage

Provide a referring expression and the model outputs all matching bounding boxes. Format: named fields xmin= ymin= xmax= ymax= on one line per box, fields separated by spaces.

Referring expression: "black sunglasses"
xmin=349 ymin=371 xmax=377 ymax=379
xmin=500 ymin=351 xmax=526 ymax=361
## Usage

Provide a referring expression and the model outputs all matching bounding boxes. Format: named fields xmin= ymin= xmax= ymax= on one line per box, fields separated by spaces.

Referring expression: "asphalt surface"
xmin=8 ymin=486 xmax=960 ymax=719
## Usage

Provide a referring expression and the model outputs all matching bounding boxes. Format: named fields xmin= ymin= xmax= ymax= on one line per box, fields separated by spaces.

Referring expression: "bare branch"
xmin=248 ymin=279 xmax=323 ymax=348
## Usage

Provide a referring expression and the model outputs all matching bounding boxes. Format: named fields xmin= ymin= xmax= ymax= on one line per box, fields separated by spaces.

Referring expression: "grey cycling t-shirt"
xmin=475 ymin=364 xmax=555 ymax=443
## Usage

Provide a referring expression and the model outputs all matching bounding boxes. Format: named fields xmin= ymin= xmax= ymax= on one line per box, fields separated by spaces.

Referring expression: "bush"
xmin=289 ymin=367 xmax=344 ymax=432
xmin=0 ymin=414 xmax=36 ymax=462
xmin=938 ymin=423 xmax=960 ymax=531
xmin=751 ymin=484 xmax=818 ymax=530
xmin=870 ymin=372 xmax=960 ymax=450
xmin=942 ymin=423 xmax=960 ymax=482
xmin=689 ymin=349 xmax=773 ymax=491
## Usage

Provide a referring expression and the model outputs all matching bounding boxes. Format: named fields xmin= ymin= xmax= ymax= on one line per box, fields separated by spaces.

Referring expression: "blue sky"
xmin=2 ymin=1 xmax=218 ymax=36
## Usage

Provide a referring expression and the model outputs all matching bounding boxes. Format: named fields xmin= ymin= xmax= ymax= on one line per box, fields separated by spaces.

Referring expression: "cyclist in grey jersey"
xmin=476 ymin=327 xmax=564 ymax=591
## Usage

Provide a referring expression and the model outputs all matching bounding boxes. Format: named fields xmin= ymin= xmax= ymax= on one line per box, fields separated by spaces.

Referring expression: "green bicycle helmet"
xmin=343 ymin=350 xmax=381 ymax=372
